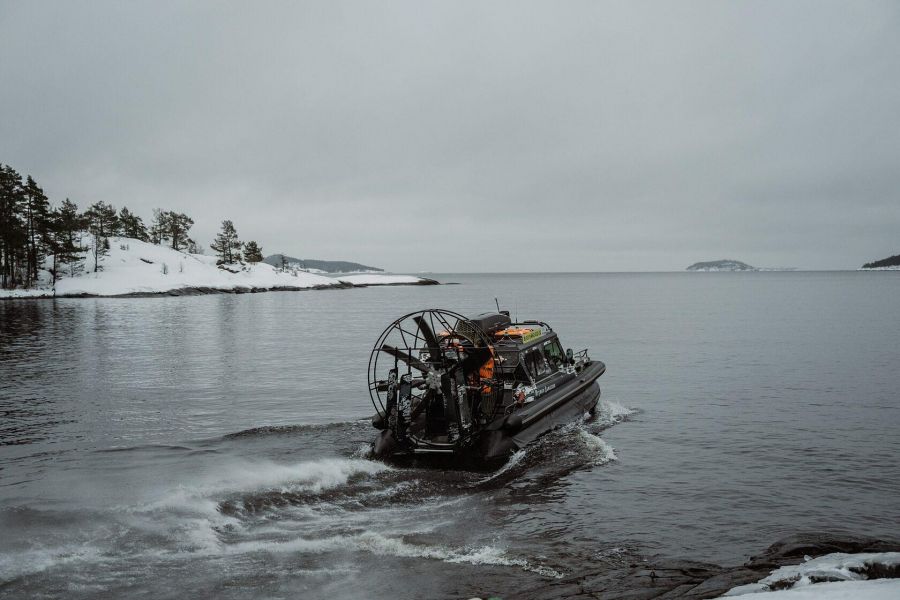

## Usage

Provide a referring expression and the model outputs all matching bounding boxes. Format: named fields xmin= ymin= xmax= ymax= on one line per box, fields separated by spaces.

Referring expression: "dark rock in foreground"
xmin=501 ymin=533 xmax=900 ymax=600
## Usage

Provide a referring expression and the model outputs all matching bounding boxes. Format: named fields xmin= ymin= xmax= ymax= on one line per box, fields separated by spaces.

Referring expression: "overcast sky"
xmin=1 ymin=1 xmax=898 ymax=271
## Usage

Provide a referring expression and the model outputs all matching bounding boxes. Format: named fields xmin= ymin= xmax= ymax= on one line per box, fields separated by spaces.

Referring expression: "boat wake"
xmin=472 ymin=397 xmax=633 ymax=487
xmin=0 ymin=399 xmax=634 ymax=597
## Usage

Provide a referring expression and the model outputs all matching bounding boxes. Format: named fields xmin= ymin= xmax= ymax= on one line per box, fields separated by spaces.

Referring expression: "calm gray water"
xmin=2 ymin=272 xmax=899 ymax=599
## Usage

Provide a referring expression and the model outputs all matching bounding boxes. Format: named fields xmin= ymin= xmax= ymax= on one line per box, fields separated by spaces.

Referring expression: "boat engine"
xmin=368 ymin=309 xmax=500 ymax=452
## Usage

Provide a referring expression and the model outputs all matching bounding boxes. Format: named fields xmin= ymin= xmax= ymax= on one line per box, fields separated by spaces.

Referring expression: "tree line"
xmin=0 ymin=163 xmax=265 ymax=290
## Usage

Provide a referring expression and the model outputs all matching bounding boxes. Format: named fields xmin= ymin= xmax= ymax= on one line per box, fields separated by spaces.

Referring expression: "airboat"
xmin=368 ymin=309 xmax=606 ymax=463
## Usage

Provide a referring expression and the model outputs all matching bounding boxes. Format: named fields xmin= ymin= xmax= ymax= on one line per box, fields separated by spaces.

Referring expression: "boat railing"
xmin=572 ymin=348 xmax=590 ymax=370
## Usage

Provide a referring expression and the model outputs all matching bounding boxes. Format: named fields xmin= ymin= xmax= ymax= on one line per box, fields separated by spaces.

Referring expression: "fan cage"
xmin=367 ymin=309 xmax=502 ymax=447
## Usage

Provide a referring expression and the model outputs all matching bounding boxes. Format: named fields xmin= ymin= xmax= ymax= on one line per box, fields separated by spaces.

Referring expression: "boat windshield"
xmin=524 ymin=346 xmax=553 ymax=380
xmin=543 ymin=338 xmax=565 ymax=371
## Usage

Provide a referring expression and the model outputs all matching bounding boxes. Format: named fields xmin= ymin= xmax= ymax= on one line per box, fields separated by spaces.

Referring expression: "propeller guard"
xmin=368 ymin=309 xmax=499 ymax=450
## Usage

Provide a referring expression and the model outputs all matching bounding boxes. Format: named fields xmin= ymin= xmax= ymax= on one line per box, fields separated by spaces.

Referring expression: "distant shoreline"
xmin=1 ymin=278 xmax=440 ymax=300
xmin=0 ymin=236 xmax=440 ymax=299
xmin=7 ymin=270 xmax=900 ymax=300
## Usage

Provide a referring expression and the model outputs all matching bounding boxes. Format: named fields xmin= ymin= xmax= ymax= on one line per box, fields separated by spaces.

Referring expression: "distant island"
xmin=686 ymin=259 xmax=757 ymax=272
xmin=861 ymin=253 xmax=900 ymax=270
xmin=262 ymin=254 xmax=382 ymax=273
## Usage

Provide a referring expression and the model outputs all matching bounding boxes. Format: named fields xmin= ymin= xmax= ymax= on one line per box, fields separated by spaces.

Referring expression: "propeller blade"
xmin=441 ymin=373 xmax=457 ymax=423
xmin=447 ymin=347 xmax=492 ymax=377
xmin=410 ymin=388 xmax=432 ymax=421
xmin=375 ymin=377 xmax=424 ymax=391
xmin=414 ymin=315 xmax=443 ymax=364
xmin=380 ymin=345 xmax=430 ymax=372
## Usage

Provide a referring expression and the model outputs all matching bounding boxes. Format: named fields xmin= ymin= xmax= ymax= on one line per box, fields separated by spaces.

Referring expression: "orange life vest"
xmin=479 ymin=347 xmax=495 ymax=394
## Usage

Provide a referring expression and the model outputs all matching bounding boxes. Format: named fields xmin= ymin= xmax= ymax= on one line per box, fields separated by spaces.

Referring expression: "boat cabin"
xmin=463 ymin=312 xmax=583 ymax=412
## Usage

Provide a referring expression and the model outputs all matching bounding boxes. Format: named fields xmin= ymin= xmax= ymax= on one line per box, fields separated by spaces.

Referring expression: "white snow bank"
xmin=52 ymin=237 xmax=337 ymax=296
xmin=723 ymin=579 xmax=900 ymax=599
xmin=722 ymin=552 xmax=900 ymax=598
xmin=0 ymin=237 xmax=430 ymax=297
xmin=336 ymin=274 xmax=425 ymax=286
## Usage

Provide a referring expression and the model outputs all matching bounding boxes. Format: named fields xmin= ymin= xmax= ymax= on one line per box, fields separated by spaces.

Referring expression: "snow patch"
xmin=722 ymin=579 xmax=900 ymax=599
xmin=722 ymin=552 xmax=900 ymax=598
xmin=336 ymin=274 xmax=425 ymax=286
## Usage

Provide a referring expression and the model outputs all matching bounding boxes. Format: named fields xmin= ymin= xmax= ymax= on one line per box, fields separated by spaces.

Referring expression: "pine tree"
xmin=149 ymin=208 xmax=167 ymax=245
xmin=168 ymin=212 xmax=194 ymax=251
xmin=210 ymin=219 xmax=241 ymax=264
xmin=56 ymin=199 xmax=86 ymax=277
xmin=119 ymin=207 xmax=148 ymax=240
xmin=242 ymin=240 xmax=263 ymax=263
xmin=84 ymin=201 xmax=118 ymax=238
xmin=147 ymin=209 xmax=193 ymax=250
xmin=84 ymin=201 xmax=118 ymax=272
xmin=45 ymin=203 xmax=86 ymax=285
xmin=0 ymin=165 xmax=26 ymax=289
xmin=22 ymin=176 xmax=51 ymax=287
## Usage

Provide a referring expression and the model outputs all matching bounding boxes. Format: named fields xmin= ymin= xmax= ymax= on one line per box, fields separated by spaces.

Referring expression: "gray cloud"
xmin=2 ymin=0 xmax=899 ymax=271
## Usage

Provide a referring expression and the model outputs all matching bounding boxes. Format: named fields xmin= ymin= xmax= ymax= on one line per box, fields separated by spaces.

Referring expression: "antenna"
xmin=495 ymin=297 xmax=501 ymax=312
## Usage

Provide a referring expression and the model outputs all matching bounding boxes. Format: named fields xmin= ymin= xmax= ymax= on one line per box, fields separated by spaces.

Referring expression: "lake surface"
xmin=2 ymin=272 xmax=899 ymax=599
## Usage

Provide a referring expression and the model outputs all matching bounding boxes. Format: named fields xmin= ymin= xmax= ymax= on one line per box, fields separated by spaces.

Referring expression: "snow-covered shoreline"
xmin=0 ymin=237 xmax=437 ymax=299
xmin=721 ymin=551 xmax=900 ymax=599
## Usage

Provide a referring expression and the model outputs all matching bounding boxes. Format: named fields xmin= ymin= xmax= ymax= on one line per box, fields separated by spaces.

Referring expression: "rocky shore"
xmin=31 ymin=277 xmax=441 ymax=298
xmin=500 ymin=533 xmax=900 ymax=600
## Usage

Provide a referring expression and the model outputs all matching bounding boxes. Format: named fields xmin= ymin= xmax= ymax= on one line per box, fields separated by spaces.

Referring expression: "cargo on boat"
xmin=368 ymin=308 xmax=606 ymax=463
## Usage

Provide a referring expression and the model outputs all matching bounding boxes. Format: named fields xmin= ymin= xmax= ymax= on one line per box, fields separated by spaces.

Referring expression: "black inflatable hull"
xmin=478 ymin=379 xmax=601 ymax=461
xmin=372 ymin=361 xmax=605 ymax=464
